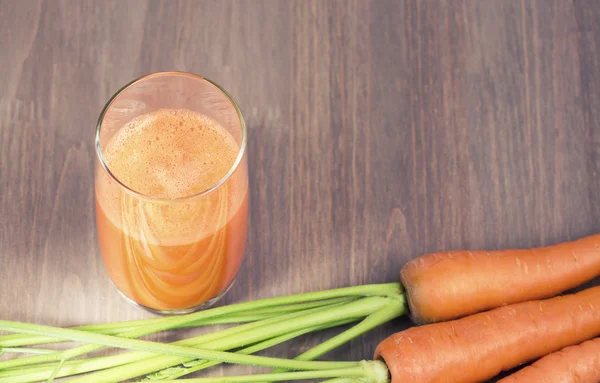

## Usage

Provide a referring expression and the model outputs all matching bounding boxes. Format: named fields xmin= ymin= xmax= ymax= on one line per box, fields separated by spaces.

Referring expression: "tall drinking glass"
xmin=95 ymin=72 xmax=248 ymax=314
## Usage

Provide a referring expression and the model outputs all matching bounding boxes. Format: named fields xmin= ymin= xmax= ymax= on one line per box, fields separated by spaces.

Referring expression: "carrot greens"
xmin=0 ymin=283 xmax=404 ymax=383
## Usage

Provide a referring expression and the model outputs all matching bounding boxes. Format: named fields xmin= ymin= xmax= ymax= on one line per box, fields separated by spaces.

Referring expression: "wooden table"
xmin=1 ymin=0 xmax=600 ymax=380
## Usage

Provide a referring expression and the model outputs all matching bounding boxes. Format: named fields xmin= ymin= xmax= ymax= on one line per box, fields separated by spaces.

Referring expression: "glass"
xmin=95 ymin=72 xmax=248 ymax=314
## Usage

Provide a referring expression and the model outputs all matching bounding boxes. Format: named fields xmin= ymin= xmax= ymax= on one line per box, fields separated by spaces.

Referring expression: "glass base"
xmin=111 ymin=279 xmax=236 ymax=315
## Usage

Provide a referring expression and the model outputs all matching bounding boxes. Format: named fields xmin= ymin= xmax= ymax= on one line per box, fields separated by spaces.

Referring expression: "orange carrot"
xmin=401 ymin=234 xmax=600 ymax=323
xmin=374 ymin=285 xmax=600 ymax=383
xmin=498 ymin=337 xmax=600 ymax=383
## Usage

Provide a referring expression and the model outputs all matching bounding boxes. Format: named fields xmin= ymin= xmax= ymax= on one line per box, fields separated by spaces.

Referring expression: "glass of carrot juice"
xmin=94 ymin=72 xmax=248 ymax=314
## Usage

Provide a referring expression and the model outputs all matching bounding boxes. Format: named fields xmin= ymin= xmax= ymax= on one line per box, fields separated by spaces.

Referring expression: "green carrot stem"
xmin=0 ymin=297 xmax=355 ymax=348
xmin=0 ymin=343 xmax=97 ymax=371
xmin=0 ymin=299 xmax=350 ymax=371
xmin=149 ymin=366 xmax=369 ymax=383
xmin=143 ymin=318 xmax=359 ymax=381
xmin=0 ymin=300 xmax=391 ymax=372
xmin=60 ymin=302 xmax=360 ymax=382
xmin=0 ymin=317 xmax=248 ymax=349
xmin=0 ymin=284 xmax=396 ymax=363
xmin=0 ymin=302 xmax=357 ymax=381
xmin=0 ymin=284 xmax=401 ymax=380
xmin=152 ymin=360 xmax=390 ymax=383
xmin=0 ymin=319 xmax=359 ymax=372
xmin=293 ymin=294 xmax=406 ymax=361
xmin=0 ymin=358 xmax=109 ymax=380
xmin=141 ymin=330 xmax=324 ymax=381
xmin=117 ymin=283 xmax=399 ymax=342
xmin=247 ymin=297 xmax=358 ymax=315
xmin=258 ymin=294 xmax=405 ymax=382
xmin=46 ymin=358 xmax=65 ymax=383
xmin=0 ymin=319 xmax=358 ymax=383
xmin=60 ymin=297 xmax=391 ymax=383
xmin=0 ymin=348 xmax=55 ymax=355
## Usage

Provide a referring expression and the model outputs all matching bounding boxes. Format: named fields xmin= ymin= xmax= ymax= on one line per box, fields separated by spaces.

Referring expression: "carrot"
xmin=374 ymin=285 xmax=600 ymax=383
xmin=498 ymin=337 xmax=600 ymax=383
xmin=401 ymin=233 xmax=600 ymax=323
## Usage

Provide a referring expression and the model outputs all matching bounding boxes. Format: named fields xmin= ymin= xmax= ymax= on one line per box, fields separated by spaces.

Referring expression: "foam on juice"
xmin=96 ymin=108 xmax=246 ymax=246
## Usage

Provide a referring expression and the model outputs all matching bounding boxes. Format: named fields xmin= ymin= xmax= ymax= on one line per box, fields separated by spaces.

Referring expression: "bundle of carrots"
xmin=377 ymin=233 xmax=600 ymax=383
xmin=2 ymin=234 xmax=600 ymax=382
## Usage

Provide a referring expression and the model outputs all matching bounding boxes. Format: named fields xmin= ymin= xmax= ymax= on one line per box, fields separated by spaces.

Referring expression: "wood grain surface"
xmin=1 ymin=0 xmax=600 ymax=381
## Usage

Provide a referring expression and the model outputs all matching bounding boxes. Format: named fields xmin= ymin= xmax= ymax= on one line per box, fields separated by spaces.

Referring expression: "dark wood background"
xmin=1 ymin=0 xmax=600 ymax=381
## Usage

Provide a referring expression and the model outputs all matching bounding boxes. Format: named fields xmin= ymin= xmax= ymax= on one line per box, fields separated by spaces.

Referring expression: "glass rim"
xmin=95 ymin=71 xmax=247 ymax=203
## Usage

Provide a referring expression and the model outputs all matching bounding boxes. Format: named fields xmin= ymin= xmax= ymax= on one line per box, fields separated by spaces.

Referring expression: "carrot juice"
xmin=95 ymin=107 xmax=248 ymax=312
